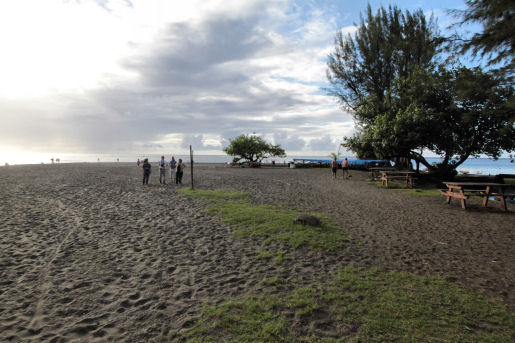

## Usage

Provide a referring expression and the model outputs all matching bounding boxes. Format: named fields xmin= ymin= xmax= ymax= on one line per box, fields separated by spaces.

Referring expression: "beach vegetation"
xmin=395 ymin=188 xmax=443 ymax=197
xmin=274 ymin=250 xmax=286 ymax=263
xmin=257 ymin=250 xmax=274 ymax=259
xmin=327 ymin=4 xmax=515 ymax=178
xmin=208 ymin=200 xmax=348 ymax=252
xmin=179 ymin=188 xmax=347 ymax=252
xmin=174 ymin=266 xmax=514 ymax=342
xmin=260 ymin=276 xmax=282 ymax=288
xmin=223 ymin=134 xmax=286 ymax=164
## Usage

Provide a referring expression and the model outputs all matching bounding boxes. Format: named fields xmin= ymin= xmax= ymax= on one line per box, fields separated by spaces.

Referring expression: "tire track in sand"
xmin=27 ymin=198 xmax=82 ymax=333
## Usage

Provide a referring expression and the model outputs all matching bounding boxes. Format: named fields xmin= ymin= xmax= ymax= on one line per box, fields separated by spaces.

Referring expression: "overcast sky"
xmin=0 ymin=0 xmax=468 ymax=156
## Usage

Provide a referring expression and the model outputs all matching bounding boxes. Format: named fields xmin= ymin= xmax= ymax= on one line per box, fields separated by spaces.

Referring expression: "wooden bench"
xmin=380 ymin=171 xmax=417 ymax=188
xmin=441 ymin=182 xmax=511 ymax=211
xmin=369 ymin=167 xmax=396 ymax=180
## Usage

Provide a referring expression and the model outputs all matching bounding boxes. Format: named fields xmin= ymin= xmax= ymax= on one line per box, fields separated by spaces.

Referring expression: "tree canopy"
xmin=223 ymin=134 xmax=286 ymax=164
xmin=327 ymin=4 xmax=515 ymax=176
xmin=327 ymin=4 xmax=442 ymax=112
xmin=452 ymin=0 xmax=515 ymax=77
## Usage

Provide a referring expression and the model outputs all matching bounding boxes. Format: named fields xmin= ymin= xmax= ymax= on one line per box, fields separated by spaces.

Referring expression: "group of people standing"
xmin=331 ymin=157 xmax=351 ymax=180
xmin=137 ymin=156 xmax=185 ymax=185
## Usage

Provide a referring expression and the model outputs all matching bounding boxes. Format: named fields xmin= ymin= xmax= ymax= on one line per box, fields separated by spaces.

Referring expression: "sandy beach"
xmin=0 ymin=163 xmax=513 ymax=342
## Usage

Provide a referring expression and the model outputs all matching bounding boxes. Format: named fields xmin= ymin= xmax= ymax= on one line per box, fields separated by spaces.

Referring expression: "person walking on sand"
xmin=176 ymin=158 xmax=185 ymax=184
xmin=137 ymin=158 xmax=140 ymax=167
xmin=159 ymin=156 xmax=167 ymax=184
xmin=330 ymin=157 xmax=338 ymax=179
xmin=169 ymin=156 xmax=177 ymax=183
xmin=142 ymin=158 xmax=151 ymax=185
xmin=342 ymin=158 xmax=350 ymax=179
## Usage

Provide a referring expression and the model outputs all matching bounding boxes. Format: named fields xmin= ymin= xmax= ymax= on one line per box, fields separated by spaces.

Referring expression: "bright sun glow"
xmin=0 ymin=0 xmax=263 ymax=98
xmin=0 ymin=0 xmax=172 ymax=97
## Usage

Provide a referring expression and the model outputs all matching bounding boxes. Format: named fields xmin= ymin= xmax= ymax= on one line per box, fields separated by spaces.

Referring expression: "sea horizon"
xmin=1 ymin=152 xmax=514 ymax=176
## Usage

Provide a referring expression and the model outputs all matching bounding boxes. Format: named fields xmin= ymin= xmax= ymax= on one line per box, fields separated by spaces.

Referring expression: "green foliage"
xmin=177 ymin=188 xmax=248 ymax=199
xmin=328 ymin=152 xmax=341 ymax=160
xmin=174 ymin=267 xmax=514 ymax=342
xmin=223 ymin=134 xmax=286 ymax=164
xmin=452 ymin=0 xmax=515 ymax=75
xmin=327 ymin=4 xmax=441 ymax=111
xmin=260 ymin=276 xmax=282 ymax=288
xmin=208 ymin=200 xmax=348 ymax=251
xmin=345 ymin=66 xmax=515 ymax=177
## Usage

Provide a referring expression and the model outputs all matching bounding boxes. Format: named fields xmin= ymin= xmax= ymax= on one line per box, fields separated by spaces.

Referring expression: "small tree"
xmin=223 ymin=134 xmax=286 ymax=164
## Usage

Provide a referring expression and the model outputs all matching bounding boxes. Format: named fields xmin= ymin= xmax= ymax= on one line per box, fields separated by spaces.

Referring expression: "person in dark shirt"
xmin=176 ymin=158 xmax=185 ymax=184
xmin=142 ymin=158 xmax=151 ymax=185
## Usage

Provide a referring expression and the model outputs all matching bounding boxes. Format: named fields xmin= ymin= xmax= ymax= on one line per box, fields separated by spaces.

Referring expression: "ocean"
xmin=1 ymin=152 xmax=514 ymax=176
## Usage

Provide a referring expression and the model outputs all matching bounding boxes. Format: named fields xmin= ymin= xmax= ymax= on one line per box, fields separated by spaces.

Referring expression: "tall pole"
xmin=190 ymin=145 xmax=194 ymax=190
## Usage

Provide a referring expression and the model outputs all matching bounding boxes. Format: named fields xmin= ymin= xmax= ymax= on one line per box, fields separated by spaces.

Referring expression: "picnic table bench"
xmin=441 ymin=182 xmax=512 ymax=211
xmin=369 ymin=167 xmax=396 ymax=180
xmin=380 ymin=170 xmax=417 ymax=188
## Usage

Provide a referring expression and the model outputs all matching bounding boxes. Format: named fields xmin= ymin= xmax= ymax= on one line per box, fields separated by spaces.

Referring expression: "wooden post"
xmin=190 ymin=145 xmax=194 ymax=190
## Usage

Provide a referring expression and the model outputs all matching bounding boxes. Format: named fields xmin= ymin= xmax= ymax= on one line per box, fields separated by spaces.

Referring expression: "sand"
xmin=0 ymin=163 xmax=513 ymax=342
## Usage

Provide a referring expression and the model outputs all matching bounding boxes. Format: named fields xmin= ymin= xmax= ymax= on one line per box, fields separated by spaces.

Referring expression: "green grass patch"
xmin=260 ymin=276 xmax=282 ymax=288
xmin=178 ymin=187 xmax=348 ymax=252
xmin=178 ymin=188 xmax=249 ymax=199
xmin=503 ymin=178 xmax=515 ymax=185
xmin=396 ymin=188 xmax=443 ymax=197
xmin=368 ymin=180 xmax=442 ymax=197
xmin=257 ymin=250 xmax=274 ymax=259
xmin=207 ymin=199 xmax=348 ymax=252
xmin=174 ymin=267 xmax=514 ymax=342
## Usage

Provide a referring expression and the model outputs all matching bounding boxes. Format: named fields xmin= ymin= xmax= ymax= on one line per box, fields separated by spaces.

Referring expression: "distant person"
xmin=169 ymin=156 xmax=177 ymax=183
xmin=159 ymin=156 xmax=167 ymax=184
xmin=342 ymin=158 xmax=350 ymax=179
xmin=176 ymin=158 xmax=185 ymax=184
xmin=137 ymin=158 xmax=141 ymax=167
xmin=330 ymin=157 xmax=338 ymax=179
xmin=142 ymin=158 xmax=151 ymax=185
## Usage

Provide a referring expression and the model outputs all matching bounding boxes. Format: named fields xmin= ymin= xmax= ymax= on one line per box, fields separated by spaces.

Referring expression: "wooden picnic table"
xmin=369 ymin=167 xmax=396 ymax=180
xmin=441 ymin=182 xmax=511 ymax=211
xmin=380 ymin=170 xmax=417 ymax=188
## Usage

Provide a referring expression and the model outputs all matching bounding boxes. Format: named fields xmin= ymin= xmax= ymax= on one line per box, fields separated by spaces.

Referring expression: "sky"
xmin=0 ymin=0 xmax=471 ymax=157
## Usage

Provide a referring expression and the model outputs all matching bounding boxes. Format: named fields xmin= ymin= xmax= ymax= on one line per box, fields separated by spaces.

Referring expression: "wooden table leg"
xmin=460 ymin=189 xmax=467 ymax=209
xmin=482 ymin=186 xmax=490 ymax=207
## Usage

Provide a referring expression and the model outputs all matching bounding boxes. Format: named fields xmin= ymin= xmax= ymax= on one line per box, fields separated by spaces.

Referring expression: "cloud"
xmin=0 ymin=0 xmax=356 ymax=155
xmin=308 ymin=135 xmax=337 ymax=151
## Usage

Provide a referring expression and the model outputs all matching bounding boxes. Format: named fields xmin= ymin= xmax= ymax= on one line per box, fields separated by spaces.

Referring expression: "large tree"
xmin=328 ymin=4 xmax=514 ymax=176
xmin=327 ymin=4 xmax=443 ymax=166
xmin=223 ymin=134 xmax=286 ymax=164
xmin=346 ymin=66 xmax=515 ymax=176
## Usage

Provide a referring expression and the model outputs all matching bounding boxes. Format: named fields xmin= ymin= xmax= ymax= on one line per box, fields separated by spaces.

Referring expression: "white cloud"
xmin=0 ymin=0 xmax=357 ymax=155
